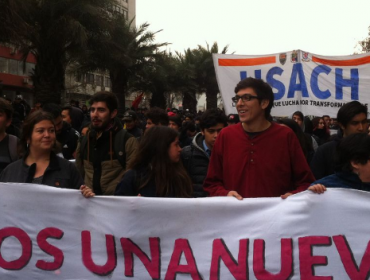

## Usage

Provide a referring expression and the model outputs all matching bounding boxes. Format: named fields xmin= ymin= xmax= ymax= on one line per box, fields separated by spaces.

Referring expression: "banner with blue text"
xmin=213 ymin=51 xmax=370 ymax=117
xmin=0 ymin=183 xmax=370 ymax=279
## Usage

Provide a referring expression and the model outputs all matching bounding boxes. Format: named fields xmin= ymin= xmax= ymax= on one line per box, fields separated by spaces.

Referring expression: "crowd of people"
xmin=1 ymin=77 xmax=370 ymax=200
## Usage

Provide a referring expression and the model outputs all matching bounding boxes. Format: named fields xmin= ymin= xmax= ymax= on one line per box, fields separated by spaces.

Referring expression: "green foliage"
xmin=357 ymin=26 xmax=370 ymax=53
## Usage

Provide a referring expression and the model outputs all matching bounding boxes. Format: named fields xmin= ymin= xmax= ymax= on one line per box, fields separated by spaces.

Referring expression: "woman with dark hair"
xmin=82 ymin=126 xmax=193 ymax=198
xmin=312 ymin=117 xmax=330 ymax=146
xmin=0 ymin=111 xmax=83 ymax=189
xmin=309 ymin=133 xmax=370 ymax=193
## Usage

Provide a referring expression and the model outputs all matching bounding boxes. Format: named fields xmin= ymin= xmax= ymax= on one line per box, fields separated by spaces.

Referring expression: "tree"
xmin=357 ymin=26 xmax=370 ymax=53
xmin=175 ymin=49 xmax=198 ymax=113
xmin=77 ymin=15 xmax=167 ymax=112
xmin=0 ymin=0 xmax=117 ymax=104
xmin=194 ymin=42 xmax=230 ymax=109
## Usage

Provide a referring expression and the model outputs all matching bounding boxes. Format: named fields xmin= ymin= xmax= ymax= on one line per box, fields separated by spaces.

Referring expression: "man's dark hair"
xmin=62 ymin=106 xmax=72 ymax=115
xmin=337 ymin=101 xmax=367 ymax=128
xmin=335 ymin=133 xmax=370 ymax=173
xmin=0 ymin=97 xmax=14 ymax=119
xmin=322 ymin=115 xmax=330 ymax=119
xmin=146 ymin=107 xmax=169 ymax=126
xmin=89 ymin=91 xmax=118 ymax=112
xmin=42 ymin=103 xmax=62 ymax=119
xmin=169 ymin=115 xmax=182 ymax=128
xmin=234 ymin=77 xmax=274 ymax=118
xmin=292 ymin=111 xmax=304 ymax=121
xmin=199 ymin=108 xmax=227 ymax=130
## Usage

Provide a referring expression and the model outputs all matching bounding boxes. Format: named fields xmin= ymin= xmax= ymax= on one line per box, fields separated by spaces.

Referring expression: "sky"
xmin=136 ymin=0 xmax=370 ymax=56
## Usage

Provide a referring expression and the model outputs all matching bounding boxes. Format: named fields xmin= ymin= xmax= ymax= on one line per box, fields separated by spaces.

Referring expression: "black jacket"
xmin=57 ymin=121 xmax=79 ymax=160
xmin=310 ymin=138 xmax=341 ymax=180
xmin=0 ymin=152 xmax=83 ymax=189
xmin=181 ymin=133 xmax=209 ymax=197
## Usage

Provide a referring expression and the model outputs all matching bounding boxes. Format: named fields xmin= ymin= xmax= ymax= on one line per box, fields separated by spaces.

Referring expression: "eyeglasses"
xmin=231 ymin=94 xmax=260 ymax=106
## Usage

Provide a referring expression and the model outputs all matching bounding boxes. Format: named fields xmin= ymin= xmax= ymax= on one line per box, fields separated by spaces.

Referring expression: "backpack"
xmin=79 ymin=129 xmax=133 ymax=169
xmin=8 ymin=134 xmax=18 ymax=162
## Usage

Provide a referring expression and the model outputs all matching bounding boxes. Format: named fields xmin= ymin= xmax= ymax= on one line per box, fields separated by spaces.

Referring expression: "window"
xmin=0 ymin=58 xmax=7 ymax=73
xmin=76 ymin=73 xmax=84 ymax=83
xmin=25 ymin=63 xmax=35 ymax=76
xmin=18 ymin=61 xmax=24 ymax=75
xmin=104 ymin=77 xmax=111 ymax=88
xmin=96 ymin=75 xmax=103 ymax=86
xmin=123 ymin=10 xmax=128 ymax=19
xmin=86 ymin=73 xmax=94 ymax=84
xmin=8 ymin=59 xmax=18 ymax=75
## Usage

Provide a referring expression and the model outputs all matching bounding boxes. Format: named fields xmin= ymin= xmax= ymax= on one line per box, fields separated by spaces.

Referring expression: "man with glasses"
xmin=203 ymin=77 xmax=314 ymax=199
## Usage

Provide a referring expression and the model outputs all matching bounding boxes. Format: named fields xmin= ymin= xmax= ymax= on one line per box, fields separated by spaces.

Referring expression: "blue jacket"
xmin=311 ymin=171 xmax=370 ymax=192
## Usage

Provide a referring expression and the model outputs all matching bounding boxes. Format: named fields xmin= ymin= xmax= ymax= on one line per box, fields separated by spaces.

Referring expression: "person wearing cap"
xmin=122 ymin=110 xmax=142 ymax=138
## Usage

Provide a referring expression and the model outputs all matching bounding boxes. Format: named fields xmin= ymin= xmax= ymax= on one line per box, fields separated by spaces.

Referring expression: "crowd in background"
xmin=1 ymin=78 xmax=370 ymax=200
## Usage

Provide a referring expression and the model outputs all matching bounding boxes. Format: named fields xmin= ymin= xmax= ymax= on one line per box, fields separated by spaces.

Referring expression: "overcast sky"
xmin=136 ymin=0 xmax=370 ymax=56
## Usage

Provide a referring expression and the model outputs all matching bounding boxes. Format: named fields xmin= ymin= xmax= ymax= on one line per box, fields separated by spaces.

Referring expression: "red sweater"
xmin=203 ymin=122 xmax=315 ymax=198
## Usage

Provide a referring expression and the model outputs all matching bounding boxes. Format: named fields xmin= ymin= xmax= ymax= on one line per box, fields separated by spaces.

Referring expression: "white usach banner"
xmin=0 ymin=183 xmax=370 ymax=279
xmin=213 ymin=50 xmax=370 ymax=117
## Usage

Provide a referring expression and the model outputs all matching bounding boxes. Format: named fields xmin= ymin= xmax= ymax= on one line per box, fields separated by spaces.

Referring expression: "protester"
xmin=203 ymin=77 xmax=315 ymax=199
xmin=12 ymin=95 xmax=29 ymax=121
xmin=77 ymin=91 xmax=138 ymax=195
xmin=323 ymin=115 xmax=331 ymax=129
xmin=179 ymin=121 xmax=196 ymax=148
xmin=168 ymin=114 xmax=182 ymax=132
xmin=310 ymin=101 xmax=368 ymax=180
xmin=0 ymin=98 xmax=19 ymax=173
xmin=30 ymin=102 xmax=42 ymax=114
xmin=61 ymin=106 xmax=73 ymax=125
xmin=122 ymin=110 xmax=143 ymax=138
xmin=145 ymin=107 xmax=169 ymax=131
xmin=0 ymin=111 xmax=83 ymax=189
xmin=68 ymin=100 xmax=84 ymax=131
xmin=312 ymin=117 xmax=330 ymax=145
xmin=292 ymin=111 xmax=318 ymax=152
xmin=181 ymin=108 xmax=227 ymax=197
xmin=309 ymin=133 xmax=370 ymax=193
xmin=81 ymin=126 xmax=193 ymax=198
xmin=42 ymin=103 xmax=80 ymax=159
xmin=277 ymin=118 xmax=315 ymax=164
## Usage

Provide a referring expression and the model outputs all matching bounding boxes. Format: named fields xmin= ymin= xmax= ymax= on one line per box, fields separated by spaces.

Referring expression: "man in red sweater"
xmin=203 ymin=77 xmax=315 ymax=200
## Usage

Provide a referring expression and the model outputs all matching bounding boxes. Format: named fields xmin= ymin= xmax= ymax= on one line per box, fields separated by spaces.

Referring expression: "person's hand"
xmin=227 ymin=191 xmax=243 ymax=200
xmin=80 ymin=185 xmax=95 ymax=198
xmin=308 ymin=184 xmax=327 ymax=194
xmin=281 ymin=192 xmax=293 ymax=199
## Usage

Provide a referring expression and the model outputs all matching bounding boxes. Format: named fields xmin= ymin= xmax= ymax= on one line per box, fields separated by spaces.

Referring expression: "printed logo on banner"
xmin=279 ymin=53 xmax=287 ymax=65
xmin=302 ymin=52 xmax=310 ymax=62
xmin=291 ymin=50 xmax=298 ymax=63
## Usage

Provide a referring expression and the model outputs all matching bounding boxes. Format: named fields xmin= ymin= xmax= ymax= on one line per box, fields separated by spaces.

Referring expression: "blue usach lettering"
xmin=239 ymin=63 xmax=359 ymax=101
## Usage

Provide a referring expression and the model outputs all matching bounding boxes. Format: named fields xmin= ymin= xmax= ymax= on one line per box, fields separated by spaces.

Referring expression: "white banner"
xmin=1 ymin=183 xmax=370 ymax=279
xmin=213 ymin=50 xmax=370 ymax=117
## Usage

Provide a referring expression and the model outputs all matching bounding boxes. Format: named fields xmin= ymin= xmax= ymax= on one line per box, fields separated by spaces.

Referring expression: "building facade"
xmin=0 ymin=0 xmax=136 ymax=108
xmin=0 ymin=44 xmax=36 ymax=106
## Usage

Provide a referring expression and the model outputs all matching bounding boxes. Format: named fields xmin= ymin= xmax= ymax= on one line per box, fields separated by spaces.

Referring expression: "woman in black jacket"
xmin=0 ymin=110 xmax=83 ymax=189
